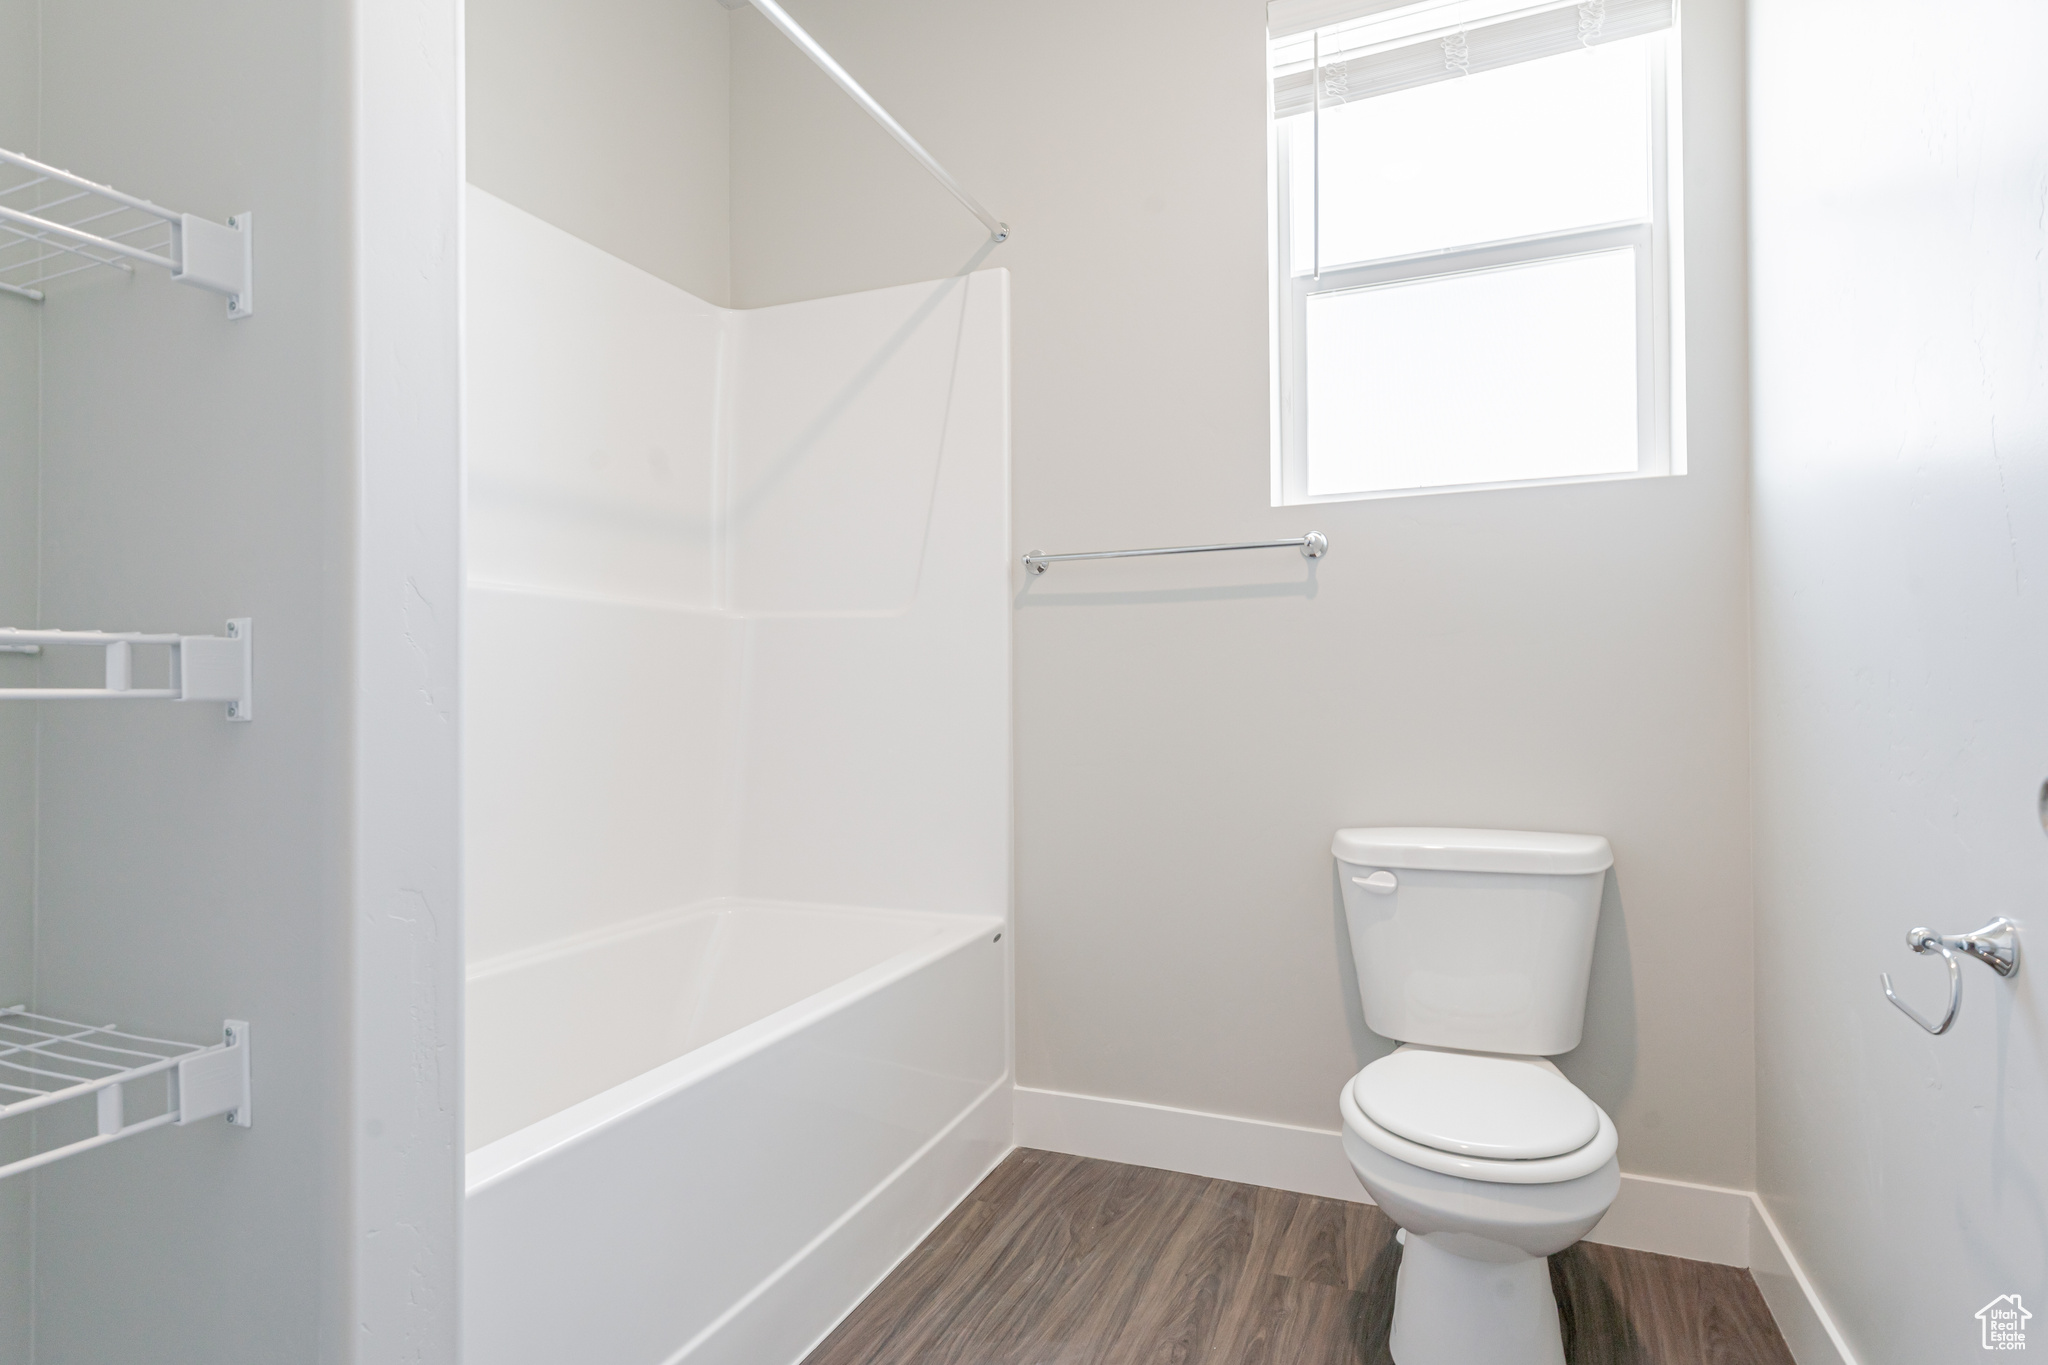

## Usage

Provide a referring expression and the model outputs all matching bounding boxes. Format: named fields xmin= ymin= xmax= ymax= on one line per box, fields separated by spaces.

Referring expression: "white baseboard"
xmin=1590 ymin=1170 xmax=1753 ymax=1266
xmin=1747 ymin=1196 xmax=1861 ymax=1365
xmin=1012 ymin=1085 xmax=1859 ymax=1363
xmin=1014 ymin=1084 xmax=1754 ymax=1265
xmin=1014 ymin=1082 xmax=1367 ymax=1202
xmin=1014 ymin=1086 xmax=1857 ymax=1360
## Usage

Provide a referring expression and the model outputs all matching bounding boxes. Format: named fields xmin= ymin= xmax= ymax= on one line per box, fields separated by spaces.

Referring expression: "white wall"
xmin=727 ymin=0 xmax=1758 ymax=1189
xmin=9 ymin=2 xmax=356 ymax=1360
xmin=466 ymin=191 xmax=726 ymax=610
xmin=1749 ymin=0 xmax=2048 ymax=1357
xmin=463 ymin=190 xmax=1011 ymax=967
xmin=463 ymin=190 xmax=745 ymax=960
xmin=462 ymin=193 xmax=727 ymax=946
xmin=467 ymin=0 xmax=735 ymax=304
xmin=0 ymin=3 xmax=39 ymax=1351
xmin=726 ymin=275 xmax=1012 ymax=918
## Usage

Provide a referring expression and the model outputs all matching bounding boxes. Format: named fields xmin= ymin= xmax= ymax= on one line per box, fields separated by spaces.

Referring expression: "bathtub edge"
xmin=464 ymin=910 xmax=1004 ymax=1195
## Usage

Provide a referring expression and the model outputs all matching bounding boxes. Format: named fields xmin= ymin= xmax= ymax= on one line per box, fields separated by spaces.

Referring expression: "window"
xmin=1269 ymin=0 xmax=1683 ymax=503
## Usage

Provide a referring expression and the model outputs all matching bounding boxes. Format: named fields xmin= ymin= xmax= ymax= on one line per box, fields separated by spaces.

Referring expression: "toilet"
xmin=1334 ymin=827 xmax=1619 ymax=1365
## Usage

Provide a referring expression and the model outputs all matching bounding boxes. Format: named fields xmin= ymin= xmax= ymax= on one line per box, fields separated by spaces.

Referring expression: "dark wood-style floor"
xmin=803 ymin=1149 xmax=1797 ymax=1365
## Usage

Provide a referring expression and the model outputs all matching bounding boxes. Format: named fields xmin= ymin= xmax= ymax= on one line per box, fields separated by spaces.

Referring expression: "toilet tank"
xmin=1334 ymin=828 xmax=1612 ymax=1056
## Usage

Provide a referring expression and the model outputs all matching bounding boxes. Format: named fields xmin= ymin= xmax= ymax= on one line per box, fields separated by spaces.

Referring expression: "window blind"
xmin=1271 ymin=0 xmax=1672 ymax=117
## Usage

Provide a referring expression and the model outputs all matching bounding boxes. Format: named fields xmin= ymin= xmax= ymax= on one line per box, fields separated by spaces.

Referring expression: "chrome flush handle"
xmin=1882 ymin=917 xmax=2021 ymax=1035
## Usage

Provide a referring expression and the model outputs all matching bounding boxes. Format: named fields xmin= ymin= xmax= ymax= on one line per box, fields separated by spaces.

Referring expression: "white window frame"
xmin=1270 ymin=28 xmax=1686 ymax=505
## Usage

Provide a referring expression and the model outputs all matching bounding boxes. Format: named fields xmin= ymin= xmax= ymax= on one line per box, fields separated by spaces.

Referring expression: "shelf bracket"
xmin=180 ymin=618 xmax=255 ymax=721
xmin=177 ymin=1020 xmax=252 ymax=1128
xmin=1 ymin=147 xmax=254 ymax=317
xmin=174 ymin=212 xmax=255 ymax=318
xmin=0 ymin=1009 xmax=254 ymax=1179
xmin=0 ymin=618 xmax=253 ymax=720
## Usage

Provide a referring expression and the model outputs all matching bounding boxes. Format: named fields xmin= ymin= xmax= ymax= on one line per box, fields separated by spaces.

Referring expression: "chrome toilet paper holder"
xmin=1881 ymin=917 xmax=2021 ymax=1035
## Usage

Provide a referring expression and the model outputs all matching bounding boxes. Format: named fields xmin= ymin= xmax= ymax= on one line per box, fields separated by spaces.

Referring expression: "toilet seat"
xmin=1354 ymin=1047 xmax=1599 ymax=1160
xmin=1340 ymin=1049 xmax=1617 ymax=1185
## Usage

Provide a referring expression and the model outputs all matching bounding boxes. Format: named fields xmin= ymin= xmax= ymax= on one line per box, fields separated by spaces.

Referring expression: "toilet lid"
xmin=1351 ymin=1049 xmax=1600 ymax=1161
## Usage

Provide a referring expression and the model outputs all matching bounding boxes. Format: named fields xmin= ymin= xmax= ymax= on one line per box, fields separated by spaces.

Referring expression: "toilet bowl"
xmin=1339 ymin=1046 xmax=1619 ymax=1365
xmin=1332 ymin=827 xmax=1618 ymax=1365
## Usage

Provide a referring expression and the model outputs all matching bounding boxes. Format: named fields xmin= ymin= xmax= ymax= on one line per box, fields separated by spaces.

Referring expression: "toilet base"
xmin=1340 ymin=1123 xmax=1617 ymax=1365
xmin=1389 ymin=1232 xmax=1563 ymax=1365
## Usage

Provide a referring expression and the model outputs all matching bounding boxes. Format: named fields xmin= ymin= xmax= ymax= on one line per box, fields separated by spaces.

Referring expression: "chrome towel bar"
xmin=1023 ymin=532 xmax=1327 ymax=575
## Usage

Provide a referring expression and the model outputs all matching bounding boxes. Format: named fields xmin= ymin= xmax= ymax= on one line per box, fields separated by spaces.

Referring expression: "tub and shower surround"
xmin=461 ymin=188 xmax=1011 ymax=1365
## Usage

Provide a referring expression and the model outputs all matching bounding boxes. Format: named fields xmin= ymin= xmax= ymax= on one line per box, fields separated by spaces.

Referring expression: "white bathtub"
xmin=462 ymin=901 xmax=1010 ymax=1365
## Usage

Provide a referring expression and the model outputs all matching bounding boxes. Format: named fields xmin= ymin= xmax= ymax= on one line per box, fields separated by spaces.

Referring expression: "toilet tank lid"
xmin=1332 ymin=827 xmax=1612 ymax=875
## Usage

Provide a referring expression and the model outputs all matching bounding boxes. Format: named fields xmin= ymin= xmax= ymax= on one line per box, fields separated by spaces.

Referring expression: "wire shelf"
xmin=0 ymin=153 xmax=172 ymax=301
xmin=0 ymin=1006 xmax=251 ymax=1179
xmin=0 ymin=146 xmax=253 ymax=316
